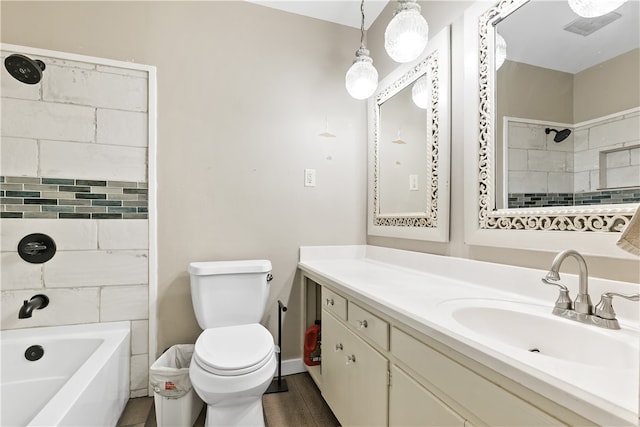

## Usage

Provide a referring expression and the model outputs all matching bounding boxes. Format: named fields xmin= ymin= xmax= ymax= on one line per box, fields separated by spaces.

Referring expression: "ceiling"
xmin=246 ymin=0 xmax=390 ymax=30
xmin=497 ymin=0 xmax=639 ymax=74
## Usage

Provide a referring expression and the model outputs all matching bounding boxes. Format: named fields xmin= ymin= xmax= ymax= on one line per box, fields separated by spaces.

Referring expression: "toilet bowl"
xmin=188 ymin=260 xmax=276 ymax=427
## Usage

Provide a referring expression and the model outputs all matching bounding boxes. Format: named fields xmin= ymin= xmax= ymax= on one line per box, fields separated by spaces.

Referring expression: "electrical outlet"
xmin=305 ymin=169 xmax=316 ymax=187
xmin=409 ymin=174 xmax=419 ymax=191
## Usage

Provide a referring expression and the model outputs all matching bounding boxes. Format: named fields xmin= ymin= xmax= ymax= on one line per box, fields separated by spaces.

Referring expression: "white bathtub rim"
xmin=1 ymin=321 xmax=130 ymax=427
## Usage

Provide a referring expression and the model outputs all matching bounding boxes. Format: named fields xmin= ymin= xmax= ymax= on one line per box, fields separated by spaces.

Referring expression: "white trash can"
xmin=150 ymin=344 xmax=204 ymax=427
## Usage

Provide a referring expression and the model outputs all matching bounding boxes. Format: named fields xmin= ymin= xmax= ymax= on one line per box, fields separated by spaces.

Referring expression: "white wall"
xmin=0 ymin=1 xmax=367 ymax=365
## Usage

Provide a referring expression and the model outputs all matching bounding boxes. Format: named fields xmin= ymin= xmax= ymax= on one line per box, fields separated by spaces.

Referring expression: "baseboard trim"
xmin=277 ymin=358 xmax=306 ymax=376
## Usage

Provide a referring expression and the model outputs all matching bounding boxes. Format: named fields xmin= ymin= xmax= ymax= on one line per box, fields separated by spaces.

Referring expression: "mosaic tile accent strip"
xmin=0 ymin=176 xmax=148 ymax=219
xmin=508 ymin=189 xmax=640 ymax=209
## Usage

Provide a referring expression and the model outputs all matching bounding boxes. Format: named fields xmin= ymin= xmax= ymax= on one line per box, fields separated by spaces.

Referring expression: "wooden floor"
xmin=117 ymin=373 xmax=340 ymax=427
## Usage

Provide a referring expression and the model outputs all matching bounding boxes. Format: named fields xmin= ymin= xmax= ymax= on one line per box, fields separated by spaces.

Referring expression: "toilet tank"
xmin=188 ymin=260 xmax=272 ymax=329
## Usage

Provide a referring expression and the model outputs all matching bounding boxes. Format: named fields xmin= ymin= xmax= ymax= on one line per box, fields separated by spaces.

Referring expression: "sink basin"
xmin=437 ymin=299 xmax=638 ymax=370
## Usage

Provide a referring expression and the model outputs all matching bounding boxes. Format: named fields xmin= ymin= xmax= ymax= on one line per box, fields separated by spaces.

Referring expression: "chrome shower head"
xmin=4 ymin=54 xmax=46 ymax=85
xmin=545 ymin=128 xmax=572 ymax=143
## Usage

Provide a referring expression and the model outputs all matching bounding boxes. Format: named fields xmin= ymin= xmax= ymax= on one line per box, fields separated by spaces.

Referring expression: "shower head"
xmin=545 ymin=127 xmax=572 ymax=143
xmin=4 ymin=54 xmax=46 ymax=85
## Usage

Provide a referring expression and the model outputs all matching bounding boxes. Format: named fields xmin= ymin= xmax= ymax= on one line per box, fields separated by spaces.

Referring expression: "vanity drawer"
xmin=322 ymin=287 xmax=347 ymax=320
xmin=348 ymin=302 xmax=389 ymax=350
xmin=391 ymin=327 xmax=563 ymax=427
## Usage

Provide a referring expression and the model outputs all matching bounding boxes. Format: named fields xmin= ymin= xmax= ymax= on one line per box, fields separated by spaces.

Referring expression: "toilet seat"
xmin=194 ymin=324 xmax=274 ymax=376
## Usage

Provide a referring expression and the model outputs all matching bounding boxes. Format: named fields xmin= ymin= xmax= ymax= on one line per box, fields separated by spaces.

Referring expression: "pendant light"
xmin=384 ymin=0 xmax=429 ymax=63
xmin=568 ymin=0 xmax=627 ymax=18
xmin=345 ymin=0 xmax=379 ymax=100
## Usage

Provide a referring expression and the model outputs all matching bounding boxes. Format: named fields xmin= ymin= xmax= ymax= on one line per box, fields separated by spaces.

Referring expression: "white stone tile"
xmin=548 ymin=173 xmax=573 ymax=193
xmin=630 ymin=147 xmax=640 ymax=166
xmin=1 ymin=98 xmax=95 ymax=142
xmin=605 ymin=150 xmax=630 ymax=168
xmin=545 ymin=131 xmax=573 ymax=152
xmin=96 ymin=109 xmax=148 ymax=147
xmin=130 ymin=353 xmax=149 ymax=391
xmin=40 ymin=140 xmax=147 ymax=182
xmin=508 ymin=171 xmax=547 ymax=193
xmin=590 ymin=170 xmax=600 ymax=191
xmin=574 ymin=171 xmax=591 ymax=193
xmin=100 ymin=284 xmax=148 ymax=321
xmin=507 ymin=149 xmax=527 ymax=171
xmin=44 ymin=250 xmax=148 ymax=288
xmin=573 ymin=129 xmax=589 ymax=152
xmin=527 ymin=150 xmax=569 ymax=172
xmin=606 ymin=166 xmax=640 ymax=188
xmin=0 ymin=219 xmax=98 ymax=252
xmin=589 ymin=115 xmax=640 ymax=149
xmin=96 ymin=65 xmax=148 ymax=78
xmin=43 ymin=65 xmax=147 ymax=112
xmin=1 ymin=137 xmax=38 ymax=176
xmin=508 ymin=123 xmax=545 ymax=150
xmin=0 ymin=253 xmax=43 ymax=290
xmin=0 ymin=287 xmax=99 ymax=329
xmin=131 ymin=319 xmax=149 ymax=355
xmin=98 ymin=220 xmax=148 ymax=250
xmin=574 ymin=149 xmax=599 ymax=173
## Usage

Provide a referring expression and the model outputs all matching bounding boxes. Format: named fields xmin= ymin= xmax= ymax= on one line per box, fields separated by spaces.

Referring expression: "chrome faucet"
xmin=541 ymin=249 xmax=635 ymax=330
xmin=18 ymin=294 xmax=49 ymax=319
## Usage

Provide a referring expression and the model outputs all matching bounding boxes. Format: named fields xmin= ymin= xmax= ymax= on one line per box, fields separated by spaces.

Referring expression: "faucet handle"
xmin=541 ymin=278 xmax=572 ymax=310
xmin=595 ymin=292 xmax=640 ymax=320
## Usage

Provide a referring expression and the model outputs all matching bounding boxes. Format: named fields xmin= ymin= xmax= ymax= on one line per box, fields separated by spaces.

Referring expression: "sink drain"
xmin=528 ymin=348 xmax=540 ymax=353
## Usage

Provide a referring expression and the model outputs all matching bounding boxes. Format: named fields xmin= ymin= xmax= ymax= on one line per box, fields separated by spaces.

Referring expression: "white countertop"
xmin=298 ymin=245 xmax=640 ymax=426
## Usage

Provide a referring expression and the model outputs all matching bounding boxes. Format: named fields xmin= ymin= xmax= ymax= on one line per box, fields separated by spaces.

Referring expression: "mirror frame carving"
xmin=463 ymin=0 xmax=637 ymax=259
xmin=368 ymin=26 xmax=450 ymax=242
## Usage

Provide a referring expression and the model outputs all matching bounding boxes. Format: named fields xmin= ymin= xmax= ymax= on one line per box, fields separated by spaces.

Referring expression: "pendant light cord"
xmin=360 ymin=0 xmax=366 ymax=48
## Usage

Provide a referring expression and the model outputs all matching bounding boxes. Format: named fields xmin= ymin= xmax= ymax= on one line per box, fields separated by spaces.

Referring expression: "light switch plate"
xmin=305 ymin=169 xmax=316 ymax=187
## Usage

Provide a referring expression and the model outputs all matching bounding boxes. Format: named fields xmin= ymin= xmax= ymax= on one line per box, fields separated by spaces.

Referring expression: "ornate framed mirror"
xmin=368 ymin=26 xmax=451 ymax=242
xmin=463 ymin=0 xmax=639 ymax=258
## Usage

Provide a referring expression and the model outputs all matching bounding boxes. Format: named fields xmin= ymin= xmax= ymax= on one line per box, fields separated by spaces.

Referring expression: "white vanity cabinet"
xmin=389 ymin=364 xmax=465 ymax=427
xmin=302 ymin=275 xmax=581 ymax=427
xmin=322 ymin=308 xmax=389 ymax=426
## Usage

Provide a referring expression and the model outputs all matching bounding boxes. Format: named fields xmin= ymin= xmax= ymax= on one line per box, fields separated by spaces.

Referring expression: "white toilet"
xmin=188 ymin=260 xmax=277 ymax=427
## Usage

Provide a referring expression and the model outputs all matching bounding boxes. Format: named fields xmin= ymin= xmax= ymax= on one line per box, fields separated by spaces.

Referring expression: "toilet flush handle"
xmin=267 ymin=273 xmax=273 ymax=282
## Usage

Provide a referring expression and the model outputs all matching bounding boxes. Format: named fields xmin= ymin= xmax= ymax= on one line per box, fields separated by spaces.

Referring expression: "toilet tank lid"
xmin=188 ymin=260 xmax=272 ymax=276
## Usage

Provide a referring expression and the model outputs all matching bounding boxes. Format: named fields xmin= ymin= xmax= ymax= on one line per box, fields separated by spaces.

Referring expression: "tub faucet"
xmin=545 ymin=249 xmax=592 ymax=314
xmin=18 ymin=294 xmax=49 ymax=319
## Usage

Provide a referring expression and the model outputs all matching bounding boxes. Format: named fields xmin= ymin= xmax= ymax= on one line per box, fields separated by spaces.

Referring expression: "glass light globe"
xmin=411 ymin=75 xmax=430 ymax=109
xmin=568 ymin=0 xmax=627 ymax=17
xmin=345 ymin=48 xmax=378 ymax=100
xmin=385 ymin=0 xmax=429 ymax=63
xmin=495 ymin=33 xmax=507 ymax=70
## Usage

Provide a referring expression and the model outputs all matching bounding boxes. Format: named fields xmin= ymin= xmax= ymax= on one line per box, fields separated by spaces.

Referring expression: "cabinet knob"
xmin=346 ymin=354 xmax=357 ymax=364
xmin=335 ymin=343 xmax=343 ymax=351
xmin=326 ymin=298 xmax=334 ymax=306
xmin=357 ymin=320 xmax=368 ymax=329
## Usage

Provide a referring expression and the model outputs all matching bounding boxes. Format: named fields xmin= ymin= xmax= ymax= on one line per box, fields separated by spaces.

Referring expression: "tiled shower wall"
xmin=507 ymin=110 xmax=640 ymax=208
xmin=0 ymin=49 xmax=150 ymax=398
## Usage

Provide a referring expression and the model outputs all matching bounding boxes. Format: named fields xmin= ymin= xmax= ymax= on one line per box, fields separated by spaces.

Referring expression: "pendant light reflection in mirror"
xmin=345 ymin=0 xmax=379 ymax=100
xmin=385 ymin=0 xmax=429 ymax=63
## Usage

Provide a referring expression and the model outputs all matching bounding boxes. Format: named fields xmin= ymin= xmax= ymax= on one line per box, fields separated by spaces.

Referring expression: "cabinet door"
xmin=389 ymin=365 xmax=465 ymax=427
xmin=323 ymin=310 xmax=389 ymax=427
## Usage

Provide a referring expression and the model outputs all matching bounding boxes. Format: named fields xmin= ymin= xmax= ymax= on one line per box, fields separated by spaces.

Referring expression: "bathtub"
xmin=1 ymin=322 xmax=131 ymax=427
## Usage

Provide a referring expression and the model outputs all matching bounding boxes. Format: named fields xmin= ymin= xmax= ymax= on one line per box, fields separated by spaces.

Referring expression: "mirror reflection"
xmin=495 ymin=0 xmax=640 ymax=209
xmin=378 ymin=75 xmax=429 ymax=216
